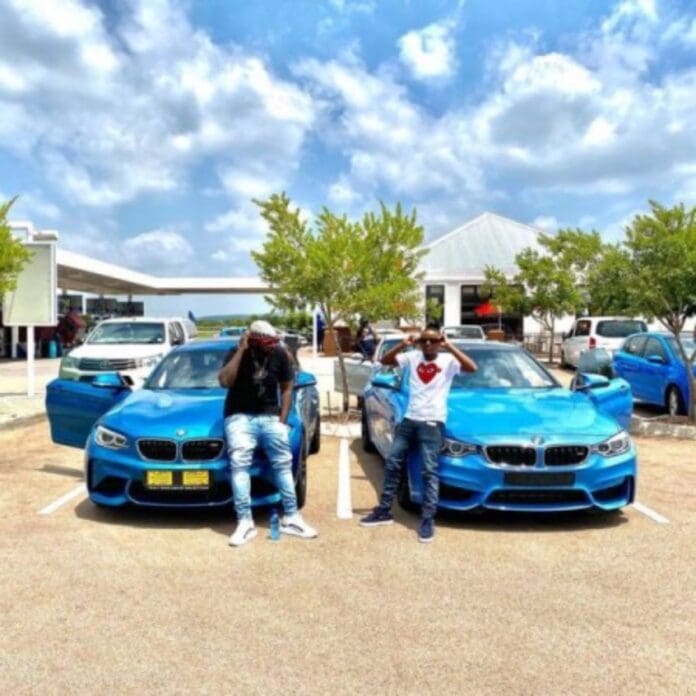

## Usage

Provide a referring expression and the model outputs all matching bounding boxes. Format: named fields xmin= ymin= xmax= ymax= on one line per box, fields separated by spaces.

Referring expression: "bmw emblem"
xmin=531 ymin=435 xmax=544 ymax=446
xmin=176 ymin=428 xmax=186 ymax=438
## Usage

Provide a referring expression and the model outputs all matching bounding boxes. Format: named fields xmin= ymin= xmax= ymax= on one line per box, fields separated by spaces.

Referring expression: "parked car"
xmin=561 ymin=317 xmax=648 ymax=368
xmin=59 ymin=317 xmax=193 ymax=387
xmin=218 ymin=326 xmax=245 ymax=338
xmin=613 ymin=332 xmax=695 ymax=416
xmin=45 ymin=339 xmax=320 ymax=509
xmin=442 ymin=325 xmax=487 ymax=340
xmin=362 ymin=341 xmax=636 ymax=513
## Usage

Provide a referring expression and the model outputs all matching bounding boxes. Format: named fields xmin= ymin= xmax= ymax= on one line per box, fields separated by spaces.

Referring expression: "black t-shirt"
xmin=223 ymin=346 xmax=295 ymax=417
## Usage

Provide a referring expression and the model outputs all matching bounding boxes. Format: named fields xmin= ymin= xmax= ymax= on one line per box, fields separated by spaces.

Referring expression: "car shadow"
xmin=349 ymin=440 xmax=629 ymax=533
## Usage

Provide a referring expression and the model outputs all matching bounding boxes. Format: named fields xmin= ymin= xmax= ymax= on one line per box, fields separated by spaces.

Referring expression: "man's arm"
xmin=218 ymin=333 xmax=248 ymax=388
xmin=442 ymin=337 xmax=478 ymax=372
xmin=279 ymin=381 xmax=293 ymax=424
xmin=380 ymin=335 xmax=416 ymax=366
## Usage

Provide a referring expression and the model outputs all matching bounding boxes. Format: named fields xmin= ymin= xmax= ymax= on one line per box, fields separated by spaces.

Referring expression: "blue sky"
xmin=1 ymin=0 xmax=695 ymax=317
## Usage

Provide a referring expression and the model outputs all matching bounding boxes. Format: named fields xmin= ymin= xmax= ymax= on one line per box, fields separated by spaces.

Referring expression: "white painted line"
xmin=336 ymin=437 xmax=353 ymax=519
xmin=632 ymin=501 xmax=670 ymax=525
xmin=38 ymin=483 xmax=87 ymax=516
xmin=321 ymin=422 xmax=361 ymax=439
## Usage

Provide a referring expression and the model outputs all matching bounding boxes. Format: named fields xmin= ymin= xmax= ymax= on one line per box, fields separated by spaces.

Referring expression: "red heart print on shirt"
xmin=416 ymin=361 xmax=441 ymax=384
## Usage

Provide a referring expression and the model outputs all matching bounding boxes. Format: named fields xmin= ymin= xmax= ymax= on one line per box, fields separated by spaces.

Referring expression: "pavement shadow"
xmin=37 ymin=464 xmax=83 ymax=479
xmin=349 ymin=440 xmax=629 ymax=533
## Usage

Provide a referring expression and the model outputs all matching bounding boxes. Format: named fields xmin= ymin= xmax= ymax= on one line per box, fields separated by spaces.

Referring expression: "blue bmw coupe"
xmin=362 ymin=342 xmax=637 ymax=513
xmin=45 ymin=339 xmax=320 ymax=509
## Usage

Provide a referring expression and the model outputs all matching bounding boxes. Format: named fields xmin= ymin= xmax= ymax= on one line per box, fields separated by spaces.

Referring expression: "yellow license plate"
xmin=146 ymin=470 xmax=173 ymax=487
xmin=182 ymin=470 xmax=210 ymax=487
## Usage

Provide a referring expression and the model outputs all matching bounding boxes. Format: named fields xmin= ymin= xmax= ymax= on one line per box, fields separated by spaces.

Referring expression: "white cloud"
xmin=398 ymin=20 xmax=457 ymax=80
xmin=531 ymin=216 xmax=558 ymax=232
xmin=121 ymin=228 xmax=194 ymax=270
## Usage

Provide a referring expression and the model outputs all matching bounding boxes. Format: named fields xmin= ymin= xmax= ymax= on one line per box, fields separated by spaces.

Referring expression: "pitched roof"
xmin=420 ymin=212 xmax=544 ymax=279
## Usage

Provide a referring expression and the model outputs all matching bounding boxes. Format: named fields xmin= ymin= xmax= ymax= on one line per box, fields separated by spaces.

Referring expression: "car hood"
xmin=102 ymin=388 xmax=226 ymax=439
xmin=68 ymin=344 xmax=168 ymax=360
xmin=443 ymin=388 xmax=621 ymax=443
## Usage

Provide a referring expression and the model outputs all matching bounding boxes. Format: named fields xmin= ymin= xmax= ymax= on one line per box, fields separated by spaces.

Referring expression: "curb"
xmin=0 ymin=412 xmax=47 ymax=432
xmin=630 ymin=415 xmax=696 ymax=440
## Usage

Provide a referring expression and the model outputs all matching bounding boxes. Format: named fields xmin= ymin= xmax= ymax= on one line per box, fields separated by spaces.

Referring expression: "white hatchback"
xmin=59 ymin=317 xmax=191 ymax=387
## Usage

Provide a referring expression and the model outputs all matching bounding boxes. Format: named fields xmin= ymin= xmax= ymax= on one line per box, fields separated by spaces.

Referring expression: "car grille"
xmin=487 ymin=490 xmax=588 ymax=506
xmin=137 ymin=439 xmax=177 ymax=461
xmin=128 ymin=481 xmax=233 ymax=506
xmin=181 ymin=439 xmax=225 ymax=461
xmin=78 ymin=357 xmax=139 ymax=371
xmin=485 ymin=445 xmax=536 ymax=466
xmin=544 ymin=446 xmax=589 ymax=466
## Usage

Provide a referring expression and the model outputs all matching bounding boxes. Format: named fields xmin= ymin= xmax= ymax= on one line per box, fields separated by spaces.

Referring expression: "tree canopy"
xmin=0 ymin=197 xmax=32 ymax=298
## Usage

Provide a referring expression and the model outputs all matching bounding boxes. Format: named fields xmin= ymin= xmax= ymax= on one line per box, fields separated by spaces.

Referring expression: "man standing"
xmin=360 ymin=326 xmax=477 ymax=542
xmin=219 ymin=320 xmax=318 ymax=546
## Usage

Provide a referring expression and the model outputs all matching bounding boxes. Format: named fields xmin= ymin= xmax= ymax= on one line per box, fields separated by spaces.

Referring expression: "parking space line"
xmin=336 ymin=437 xmax=353 ymax=519
xmin=632 ymin=501 xmax=670 ymax=524
xmin=38 ymin=484 xmax=87 ymax=516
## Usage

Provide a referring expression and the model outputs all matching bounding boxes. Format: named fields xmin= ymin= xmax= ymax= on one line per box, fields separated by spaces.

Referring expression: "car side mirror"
xmin=92 ymin=372 xmax=130 ymax=389
xmin=371 ymin=372 xmax=399 ymax=390
xmin=573 ymin=372 xmax=610 ymax=391
xmin=646 ymin=354 xmax=666 ymax=365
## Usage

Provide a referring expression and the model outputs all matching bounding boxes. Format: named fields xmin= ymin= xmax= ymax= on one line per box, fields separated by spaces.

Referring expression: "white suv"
xmin=561 ymin=316 xmax=647 ymax=368
xmin=59 ymin=317 xmax=191 ymax=387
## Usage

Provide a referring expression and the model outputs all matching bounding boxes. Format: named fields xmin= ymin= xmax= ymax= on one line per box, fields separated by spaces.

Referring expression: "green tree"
xmin=483 ymin=229 xmax=595 ymax=362
xmin=614 ymin=202 xmax=696 ymax=420
xmin=252 ymin=193 xmax=426 ymax=410
xmin=0 ymin=197 xmax=32 ymax=297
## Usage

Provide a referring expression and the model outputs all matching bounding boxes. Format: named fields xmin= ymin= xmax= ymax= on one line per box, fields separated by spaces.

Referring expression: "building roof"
xmin=420 ymin=212 xmax=544 ymax=281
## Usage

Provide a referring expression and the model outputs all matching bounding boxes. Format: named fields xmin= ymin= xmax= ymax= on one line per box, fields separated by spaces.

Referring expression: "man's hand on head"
xmin=238 ymin=331 xmax=249 ymax=352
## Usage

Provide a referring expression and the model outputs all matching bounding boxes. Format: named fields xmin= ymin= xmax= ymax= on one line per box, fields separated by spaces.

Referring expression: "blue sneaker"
xmin=418 ymin=517 xmax=435 ymax=543
xmin=359 ymin=507 xmax=394 ymax=527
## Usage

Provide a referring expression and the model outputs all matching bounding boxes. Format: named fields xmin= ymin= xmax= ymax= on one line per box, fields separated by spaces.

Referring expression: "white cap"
xmin=249 ymin=320 xmax=278 ymax=337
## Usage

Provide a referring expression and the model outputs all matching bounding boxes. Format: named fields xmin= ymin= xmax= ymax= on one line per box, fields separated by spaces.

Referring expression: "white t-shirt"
xmin=396 ymin=350 xmax=460 ymax=423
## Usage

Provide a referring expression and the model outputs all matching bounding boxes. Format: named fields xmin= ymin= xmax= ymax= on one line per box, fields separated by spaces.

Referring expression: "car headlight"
xmin=61 ymin=355 xmax=78 ymax=369
xmin=441 ymin=437 xmax=478 ymax=457
xmin=140 ymin=355 xmax=162 ymax=369
xmin=591 ymin=430 xmax=631 ymax=457
xmin=95 ymin=425 xmax=129 ymax=450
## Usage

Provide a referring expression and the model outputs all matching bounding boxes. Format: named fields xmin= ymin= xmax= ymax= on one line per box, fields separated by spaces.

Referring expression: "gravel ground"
xmin=0 ymin=422 xmax=694 ymax=695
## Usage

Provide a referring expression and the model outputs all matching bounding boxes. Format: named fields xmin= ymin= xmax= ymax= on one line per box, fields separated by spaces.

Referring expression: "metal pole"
xmin=11 ymin=327 xmax=18 ymax=358
xmin=27 ymin=326 xmax=35 ymax=397
xmin=312 ymin=308 xmax=318 ymax=360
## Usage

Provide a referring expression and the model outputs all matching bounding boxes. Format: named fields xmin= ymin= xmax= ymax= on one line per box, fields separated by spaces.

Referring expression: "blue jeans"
xmin=379 ymin=418 xmax=443 ymax=519
xmin=224 ymin=414 xmax=297 ymax=520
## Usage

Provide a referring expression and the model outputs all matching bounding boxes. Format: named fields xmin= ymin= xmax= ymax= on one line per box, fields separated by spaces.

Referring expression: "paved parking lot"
xmin=1 ymin=421 xmax=694 ymax=694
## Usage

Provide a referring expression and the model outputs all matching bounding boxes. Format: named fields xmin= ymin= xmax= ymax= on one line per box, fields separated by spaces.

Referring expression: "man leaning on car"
xmin=218 ymin=320 xmax=318 ymax=547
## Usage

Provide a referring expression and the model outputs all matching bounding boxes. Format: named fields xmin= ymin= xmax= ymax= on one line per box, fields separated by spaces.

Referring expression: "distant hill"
xmin=197 ymin=314 xmax=252 ymax=323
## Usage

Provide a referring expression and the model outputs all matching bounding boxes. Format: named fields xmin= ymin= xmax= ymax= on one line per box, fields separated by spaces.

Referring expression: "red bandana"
xmin=416 ymin=361 xmax=441 ymax=384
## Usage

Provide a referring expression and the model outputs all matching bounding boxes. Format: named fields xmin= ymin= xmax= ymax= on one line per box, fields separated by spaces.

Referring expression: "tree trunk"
xmin=330 ymin=323 xmax=351 ymax=413
xmin=672 ymin=335 xmax=696 ymax=423
xmin=547 ymin=316 xmax=555 ymax=364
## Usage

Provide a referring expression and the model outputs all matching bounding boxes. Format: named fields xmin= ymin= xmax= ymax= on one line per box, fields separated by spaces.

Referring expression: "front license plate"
xmin=146 ymin=470 xmax=173 ymax=488
xmin=182 ymin=470 xmax=210 ymax=488
xmin=504 ymin=472 xmax=575 ymax=487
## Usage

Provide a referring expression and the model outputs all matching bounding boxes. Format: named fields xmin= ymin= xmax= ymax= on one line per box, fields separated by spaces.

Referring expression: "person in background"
xmin=359 ymin=325 xmax=477 ymax=543
xmin=316 ymin=312 xmax=326 ymax=352
xmin=57 ymin=306 xmax=86 ymax=348
xmin=219 ymin=320 xmax=318 ymax=547
xmin=356 ymin=317 xmax=377 ymax=361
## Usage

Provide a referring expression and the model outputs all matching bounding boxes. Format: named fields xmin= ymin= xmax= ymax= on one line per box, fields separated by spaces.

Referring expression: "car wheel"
xmin=309 ymin=413 xmax=321 ymax=454
xmin=666 ymin=385 xmax=685 ymax=417
xmin=397 ymin=466 xmax=420 ymax=513
xmin=361 ymin=406 xmax=376 ymax=453
xmin=294 ymin=439 xmax=307 ymax=510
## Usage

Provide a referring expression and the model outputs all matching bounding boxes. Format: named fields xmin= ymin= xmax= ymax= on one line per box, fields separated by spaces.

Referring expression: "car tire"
xmin=309 ymin=413 xmax=321 ymax=454
xmin=294 ymin=439 xmax=307 ymax=510
xmin=361 ymin=406 xmax=376 ymax=453
xmin=560 ymin=350 xmax=569 ymax=369
xmin=397 ymin=466 xmax=420 ymax=513
xmin=666 ymin=385 xmax=685 ymax=417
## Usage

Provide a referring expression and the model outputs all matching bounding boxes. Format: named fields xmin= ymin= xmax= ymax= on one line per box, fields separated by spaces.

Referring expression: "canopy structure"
xmin=57 ymin=249 xmax=270 ymax=295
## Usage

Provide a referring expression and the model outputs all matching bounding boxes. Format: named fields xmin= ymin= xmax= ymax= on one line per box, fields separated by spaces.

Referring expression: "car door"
xmin=568 ymin=320 xmax=591 ymax=366
xmin=613 ymin=335 xmax=648 ymax=400
xmin=365 ymin=366 xmax=407 ymax=457
xmin=293 ymin=371 xmax=318 ymax=440
xmin=639 ymin=337 xmax=671 ymax=405
xmin=45 ymin=378 xmax=131 ymax=448
xmin=584 ymin=377 xmax=633 ymax=431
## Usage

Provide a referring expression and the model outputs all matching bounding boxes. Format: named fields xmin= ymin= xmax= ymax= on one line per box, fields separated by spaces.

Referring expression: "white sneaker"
xmin=229 ymin=518 xmax=258 ymax=547
xmin=280 ymin=513 xmax=318 ymax=539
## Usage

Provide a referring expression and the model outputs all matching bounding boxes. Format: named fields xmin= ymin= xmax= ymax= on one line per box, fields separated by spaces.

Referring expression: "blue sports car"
xmin=362 ymin=341 xmax=637 ymax=513
xmin=613 ymin=332 xmax=695 ymax=416
xmin=45 ymin=339 xmax=320 ymax=509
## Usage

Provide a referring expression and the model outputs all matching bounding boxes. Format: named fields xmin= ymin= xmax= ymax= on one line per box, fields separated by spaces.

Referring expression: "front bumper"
xmin=407 ymin=448 xmax=636 ymax=513
xmin=84 ymin=442 xmax=290 ymax=509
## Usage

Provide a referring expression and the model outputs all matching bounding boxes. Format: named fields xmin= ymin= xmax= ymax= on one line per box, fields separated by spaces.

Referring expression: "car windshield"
xmin=145 ymin=349 xmax=228 ymax=389
xmin=596 ymin=320 xmax=647 ymax=338
xmin=666 ymin=336 xmax=696 ymax=357
xmin=220 ymin=327 xmax=244 ymax=336
xmin=451 ymin=347 xmax=558 ymax=389
xmin=444 ymin=326 xmax=485 ymax=339
xmin=87 ymin=322 xmax=166 ymax=345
